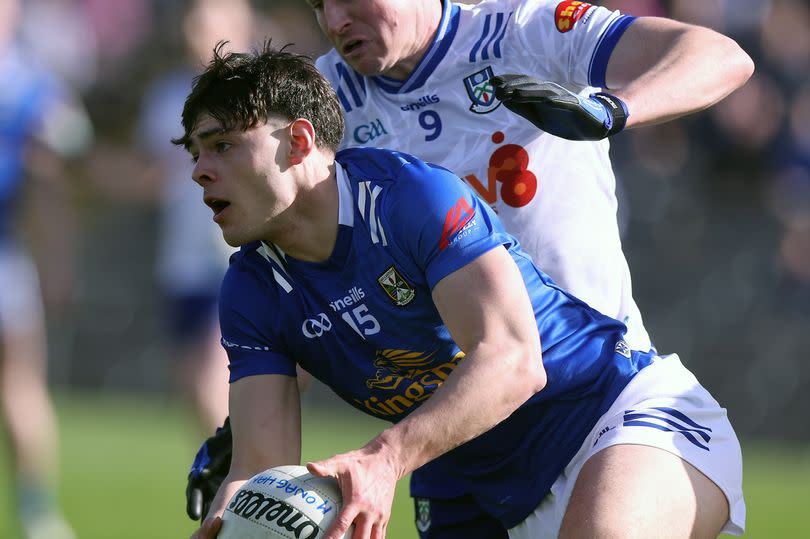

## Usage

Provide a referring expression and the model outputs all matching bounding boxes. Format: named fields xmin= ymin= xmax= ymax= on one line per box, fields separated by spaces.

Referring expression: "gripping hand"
xmin=491 ymin=74 xmax=628 ymax=141
xmin=186 ymin=416 xmax=233 ymax=521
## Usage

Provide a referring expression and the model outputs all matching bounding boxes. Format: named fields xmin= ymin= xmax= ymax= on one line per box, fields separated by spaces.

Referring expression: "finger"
xmin=202 ymin=497 xmax=213 ymax=522
xmin=349 ymin=512 xmax=373 ymax=539
xmin=490 ymin=73 xmax=531 ymax=86
xmin=187 ymin=488 xmax=203 ymax=520
xmin=371 ymin=519 xmax=387 ymax=539
xmin=306 ymin=460 xmax=333 ymax=478
xmin=324 ymin=506 xmax=359 ymax=539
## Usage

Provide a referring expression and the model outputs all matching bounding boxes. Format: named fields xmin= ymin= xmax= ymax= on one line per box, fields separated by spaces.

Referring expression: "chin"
xmin=221 ymin=229 xmax=252 ymax=248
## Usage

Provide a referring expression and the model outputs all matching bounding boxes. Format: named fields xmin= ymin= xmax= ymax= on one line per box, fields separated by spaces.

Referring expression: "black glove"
xmin=185 ymin=416 xmax=233 ymax=521
xmin=491 ymin=74 xmax=628 ymax=141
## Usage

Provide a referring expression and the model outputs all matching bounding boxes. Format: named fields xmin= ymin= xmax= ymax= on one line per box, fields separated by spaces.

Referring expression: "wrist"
xmin=591 ymin=92 xmax=629 ymax=136
xmin=371 ymin=427 xmax=420 ymax=480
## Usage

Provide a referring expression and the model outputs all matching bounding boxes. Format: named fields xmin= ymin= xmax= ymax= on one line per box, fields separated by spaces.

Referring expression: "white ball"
xmin=218 ymin=465 xmax=351 ymax=539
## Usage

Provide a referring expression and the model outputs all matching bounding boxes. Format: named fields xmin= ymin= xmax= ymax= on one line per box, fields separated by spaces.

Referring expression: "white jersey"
xmin=317 ymin=0 xmax=651 ymax=351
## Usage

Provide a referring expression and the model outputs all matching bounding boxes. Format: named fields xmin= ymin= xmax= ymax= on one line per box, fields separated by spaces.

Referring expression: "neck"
xmin=268 ymin=161 xmax=339 ymax=263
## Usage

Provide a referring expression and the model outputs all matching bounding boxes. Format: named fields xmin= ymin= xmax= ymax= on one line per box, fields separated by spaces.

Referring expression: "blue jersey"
xmin=220 ymin=147 xmax=654 ymax=527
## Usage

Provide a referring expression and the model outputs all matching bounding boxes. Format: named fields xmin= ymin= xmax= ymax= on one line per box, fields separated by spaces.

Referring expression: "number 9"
xmin=418 ymin=110 xmax=442 ymax=142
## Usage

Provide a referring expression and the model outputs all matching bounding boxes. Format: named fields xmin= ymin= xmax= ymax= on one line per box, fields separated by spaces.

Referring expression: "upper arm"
xmin=229 ymin=373 xmax=302 ymax=477
xmin=431 ymin=246 xmax=542 ymax=364
xmin=605 ymin=16 xmax=752 ymax=89
xmin=604 ymin=17 xmax=692 ymax=87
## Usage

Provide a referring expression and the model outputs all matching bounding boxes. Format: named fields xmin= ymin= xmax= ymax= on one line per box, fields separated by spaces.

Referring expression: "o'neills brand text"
xmin=401 ymin=95 xmax=441 ymax=111
xmin=329 ymin=286 xmax=365 ymax=312
xmin=229 ymin=489 xmax=321 ymax=538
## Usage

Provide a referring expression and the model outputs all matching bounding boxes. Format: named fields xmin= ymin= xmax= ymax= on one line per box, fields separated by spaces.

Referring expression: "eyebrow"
xmin=186 ymin=126 xmax=228 ymax=152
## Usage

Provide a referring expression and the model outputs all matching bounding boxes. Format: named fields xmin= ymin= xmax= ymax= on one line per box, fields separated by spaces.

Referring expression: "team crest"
xmin=415 ymin=498 xmax=431 ymax=533
xmin=464 ymin=66 xmax=501 ymax=114
xmin=377 ymin=266 xmax=416 ymax=306
xmin=614 ymin=339 xmax=631 ymax=358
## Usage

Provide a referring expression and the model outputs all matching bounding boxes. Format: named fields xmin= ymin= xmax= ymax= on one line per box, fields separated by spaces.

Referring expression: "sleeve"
xmin=510 ymin=0 xmax=637 ymax=88
xmin=385 ymin=158 xmax=512 ymax=289
xmin=219 ymin=260 xmax=298 ymax=382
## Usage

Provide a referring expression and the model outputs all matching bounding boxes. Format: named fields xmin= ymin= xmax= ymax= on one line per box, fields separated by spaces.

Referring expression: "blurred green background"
xmin=0 ymin=392 xmax=807 ymax=539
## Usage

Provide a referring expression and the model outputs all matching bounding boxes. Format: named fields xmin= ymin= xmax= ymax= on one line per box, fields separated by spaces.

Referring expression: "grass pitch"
xmin=0 ymin=392 xmax=806 ymax=538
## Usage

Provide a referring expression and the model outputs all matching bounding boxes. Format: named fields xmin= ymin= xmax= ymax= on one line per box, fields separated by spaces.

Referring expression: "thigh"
xmin=509 ymin=355 xmax=745 ymax=539
xmin=414 ymin=496 xmax=508 ymax=539
xmin=559 ymin=443 xmax=728 ymax=539
xmin=0 ymin=246 xmax=44 ymax=337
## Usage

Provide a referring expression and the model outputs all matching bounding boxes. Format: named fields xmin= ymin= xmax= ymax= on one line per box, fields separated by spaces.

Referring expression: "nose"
xmin=192 ymin=156 xmax=214 ymax=185
xmin=320 ymin=1 xmax=351 ymax=37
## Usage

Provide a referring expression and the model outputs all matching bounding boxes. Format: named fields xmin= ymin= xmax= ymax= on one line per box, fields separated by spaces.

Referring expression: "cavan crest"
xmin=415 ymin=497 xmax=432 ymax=533
xmin=377 ymin=266 xmax=416 ymax=306
xmin=464 ymin=66 xmax=501 ymax=114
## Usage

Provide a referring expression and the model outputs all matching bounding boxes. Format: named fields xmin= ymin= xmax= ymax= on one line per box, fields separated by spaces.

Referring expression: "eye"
xmin=190 ymin=153 xmax=199 ymax=164
xmin=310 ymin=0 xmax=323 ymax=10
xmin=215 ymin=141 xmax=232 ymax=153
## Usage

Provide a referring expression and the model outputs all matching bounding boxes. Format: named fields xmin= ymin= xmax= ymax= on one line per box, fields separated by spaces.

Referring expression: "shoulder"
xmin=336 ymin=147 xmax=472 ymax=236
xmin=221 ymin=243 xmax=284 ymax=308
xmin=337 ymin=147 xmax=458 ymax=194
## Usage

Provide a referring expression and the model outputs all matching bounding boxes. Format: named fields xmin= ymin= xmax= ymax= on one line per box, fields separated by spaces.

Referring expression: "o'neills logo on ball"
xmin=229 ymin=489 xmax=321 ymax=538
xmin=555 ymin=1 xmax=593 ymax=33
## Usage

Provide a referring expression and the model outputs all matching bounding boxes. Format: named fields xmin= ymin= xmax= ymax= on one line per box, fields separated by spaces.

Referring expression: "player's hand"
xmin=491 ymin=74 xmax=629 ymax=140
xmin=186 ymin=417 xmax=233 ymax=521
xmin=189 ymin=516 xmax=222 ymax=539
xmin=307 ymin=443 xmax=401 ymax=539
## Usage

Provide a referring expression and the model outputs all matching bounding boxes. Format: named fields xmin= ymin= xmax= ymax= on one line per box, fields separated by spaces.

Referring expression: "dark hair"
xmin=172 ymin=40 xmax=344 ymax=152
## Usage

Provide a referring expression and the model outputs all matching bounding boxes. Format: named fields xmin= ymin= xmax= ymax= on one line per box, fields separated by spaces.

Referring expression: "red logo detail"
xmin=555 ymin=1 xmax=593 ymax=33
xmin=464 ymin=134 xmax=538 ymax=210
xmin=439 ymin=197 xmax=475 ymax=251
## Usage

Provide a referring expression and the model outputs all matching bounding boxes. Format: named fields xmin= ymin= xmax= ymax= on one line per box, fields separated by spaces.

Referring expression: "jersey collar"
xmin=372 ymin=0 xmax=460 ymax=94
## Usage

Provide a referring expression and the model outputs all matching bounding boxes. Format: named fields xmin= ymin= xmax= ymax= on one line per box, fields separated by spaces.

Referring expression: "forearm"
xmin=607 ymin=18 xmax=754 ymax=128
xmin=373 ymin=342 xmax=545 ymax=477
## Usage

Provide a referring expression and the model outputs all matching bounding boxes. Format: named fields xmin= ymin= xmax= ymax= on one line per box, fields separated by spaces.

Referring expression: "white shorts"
xmin=0 ymin=245 xmax=44 ymax=334
xmin=508 ymin=354 xmax=745 ymax=538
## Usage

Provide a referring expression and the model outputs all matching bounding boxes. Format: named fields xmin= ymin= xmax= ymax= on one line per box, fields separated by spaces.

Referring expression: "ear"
xmin=288 ymin=118 xmax=317 ymax=165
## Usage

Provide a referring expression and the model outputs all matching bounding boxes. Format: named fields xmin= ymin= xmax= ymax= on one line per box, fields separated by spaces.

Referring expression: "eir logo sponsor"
xmin=438 ymin=197 xmax=475 ymax=251
xmin=555 ymin=1 xmax=593 ymax=33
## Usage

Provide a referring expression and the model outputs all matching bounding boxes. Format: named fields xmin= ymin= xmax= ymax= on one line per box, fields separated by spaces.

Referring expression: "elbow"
xmin=730 ymin=42 xmax=755 ymax=89
xmin=529 ymin=362 xmax=547 ymax=395
xmin=512 ymin=349 xmax=547 ymax=401
xmin=714 ymin=33 xmax=755 ymax=92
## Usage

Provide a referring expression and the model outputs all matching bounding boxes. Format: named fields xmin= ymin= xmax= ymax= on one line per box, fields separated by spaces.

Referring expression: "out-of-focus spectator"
xmin=17 ymin=0 xmax=99 ymax=91
xmin=133 ymin=0 xmax=261 ymax=433
xmin=0 ymin=0 xmax=92 ymax=538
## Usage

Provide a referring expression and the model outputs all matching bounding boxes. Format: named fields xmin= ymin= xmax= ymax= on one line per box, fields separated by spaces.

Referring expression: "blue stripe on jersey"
xmin=588 ymin=15 xmax=637 ymax=88
xmin=491 ymin=12 xmax=513 ymax=59
xmin=481 ymin=12 xmax=511 ymax=61
xmin=469 ymin=13 xmax=492 ymax=62
xmin=470 ymin=11 xmax=513 ymax=62
xmin=373 ymin=1 xmax=460 ymax=94
xmin=334 ymin=62 xmax=366 ymax=112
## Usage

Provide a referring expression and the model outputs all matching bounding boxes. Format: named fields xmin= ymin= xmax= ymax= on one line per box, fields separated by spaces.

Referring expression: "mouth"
xmin=204 ymin=196 xmax=231 ymax=220
xmin=342 ymin=39 xmax=365 ymax=56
